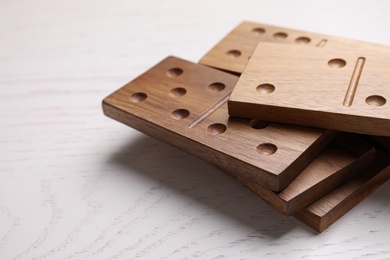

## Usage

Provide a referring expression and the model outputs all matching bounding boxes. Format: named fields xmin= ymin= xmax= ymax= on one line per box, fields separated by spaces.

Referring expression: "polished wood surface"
xmin=228 ymin=43 xmax=390 ymax=136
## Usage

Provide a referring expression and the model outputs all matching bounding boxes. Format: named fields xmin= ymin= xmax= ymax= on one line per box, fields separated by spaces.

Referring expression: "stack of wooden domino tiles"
xmin=103 ymin=21 xmax=390 ymax=232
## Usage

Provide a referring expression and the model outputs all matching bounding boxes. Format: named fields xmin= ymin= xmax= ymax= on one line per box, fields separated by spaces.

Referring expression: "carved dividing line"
xmin=343 ymin=57 xmax=366 ymax=107
xmin=316 ymin=39 xmax=328 ymax=47
xmin=188 ymin=93 xmax=231 ymax=128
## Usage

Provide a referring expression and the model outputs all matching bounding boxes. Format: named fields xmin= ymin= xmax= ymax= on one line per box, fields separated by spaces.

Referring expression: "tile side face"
xmin=234 ymin=133 xmax=376 ymax=216
xmin=294 ymin=149 xmax=390 ymax=232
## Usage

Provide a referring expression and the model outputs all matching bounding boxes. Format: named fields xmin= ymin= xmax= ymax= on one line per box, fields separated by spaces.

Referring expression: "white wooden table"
xmin=2 ymin=0 xmax=390 ymax=259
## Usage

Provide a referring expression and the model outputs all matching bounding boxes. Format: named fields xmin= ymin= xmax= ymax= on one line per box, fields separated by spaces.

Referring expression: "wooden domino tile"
xmin=228 ymin=43 xmax=390 ymax=136
xmin=103 ymin=56 xmax=335 ymax=191
xmin=199 ymin=21 xmax=389 ymax=74
xmin=233 ymin=134 xmax=375 ymax=216
xmin=295 ymin=148 xmax=390 ymax=232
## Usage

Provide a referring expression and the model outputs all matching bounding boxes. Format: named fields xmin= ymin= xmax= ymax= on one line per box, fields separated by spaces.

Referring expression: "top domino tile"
xmin=228 ymin=43 xmax=390 ymax=136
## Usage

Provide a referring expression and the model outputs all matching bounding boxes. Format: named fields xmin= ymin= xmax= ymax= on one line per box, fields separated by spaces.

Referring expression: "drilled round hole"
xmin=295 ymin=36 xmax=311 ymax=44
xmin=273 ymin=32 xmax=287 ymax=39
xmin=130 ymin=92 xmax=147 ymax=103
xmin=366 ymin=95 xmax=386 ymax=107
xmin=256 ymin=83 xmax=275 ymax=94
xmin=252 ymin=27 xmax=266 ymax=35
xmin=167 ymin=68 xmax=183 ymax=77
xmin=328 ymin=59 xmax=346 ymax=68
xmin=171 ymin=109 xmax=190 ymax=120
xmin=226 ymin=50 xmax=241 ymax=58
xmin=208 ymin=82 xmax=225 ymax=92
xmin=170 ymin=87 xmax=187 ymax=97
xmin=256 ymin=143 xmax=277 ymax=155
xmin=250 ymin=119 xmax=268 ymax=129
xmin=207 ymin=123 xmax=227 ymax=135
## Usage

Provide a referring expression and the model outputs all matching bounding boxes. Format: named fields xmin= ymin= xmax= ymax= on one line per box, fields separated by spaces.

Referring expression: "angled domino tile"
xmin=199 ymin=21 xmax=389 ymax=74
xmin=233 ymin=134 xmax=375 ymax=216
xmin=228 ymin=42 xmax=390 ymax=136
xmin=103 ymin=56 xmax=336 ymax=191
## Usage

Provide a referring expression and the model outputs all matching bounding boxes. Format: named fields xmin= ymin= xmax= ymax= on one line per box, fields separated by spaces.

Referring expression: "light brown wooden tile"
xmin=228 ymin=43 xmax=390 ymax=136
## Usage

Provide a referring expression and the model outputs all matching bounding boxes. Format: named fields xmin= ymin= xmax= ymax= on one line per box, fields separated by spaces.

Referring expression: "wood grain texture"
xmin=295 ymin=148 xmax=390 ymax=232
xmin=235 ymin=134 xmax=375 ymax=216
xmin=228 ymin=42 xmax=390 ymax=136
xmin=3 ymin=0 xmax=390 ymax=258
xmin=103 ymin=56 xmax=336 ymax=191
xmin=199 ymin=21 xmax=390 ymax=74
